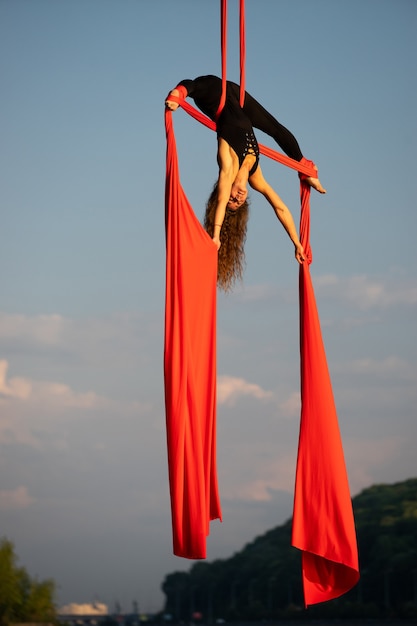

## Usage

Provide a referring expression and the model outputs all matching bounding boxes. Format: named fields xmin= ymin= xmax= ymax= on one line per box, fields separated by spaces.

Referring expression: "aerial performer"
xmin=165 ymin=74 xmax=326 ymax=291
xmin=164 ymin=70 xmax=359 ymax=601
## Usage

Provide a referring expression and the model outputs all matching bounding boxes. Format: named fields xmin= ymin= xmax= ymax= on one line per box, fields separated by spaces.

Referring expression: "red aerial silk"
xmin=216 ymin=0 xmax=246 ymax=119
xmin=164 ymin=108 xmax=222 ymax=559
xmin=164 ymin=0 xmax=359 ymax=600
xmin=291 ymin=179 xmax=360 ymax=605
xmin=165 ymin=90 xmax=359 ymax=600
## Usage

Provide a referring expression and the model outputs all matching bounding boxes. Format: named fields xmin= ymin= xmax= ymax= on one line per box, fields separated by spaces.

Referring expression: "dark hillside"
xmin=161 ymin=478 xmax=417 ymax=621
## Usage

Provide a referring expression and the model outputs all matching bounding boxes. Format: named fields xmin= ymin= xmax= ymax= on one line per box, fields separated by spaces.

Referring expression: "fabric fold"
xmin=164 ymin=109 xmax=222 ymax=559
xmin=164 ymin=78 xmax=359 ymax=603
xmin=291 ymin=181 xmax=360 ymax=605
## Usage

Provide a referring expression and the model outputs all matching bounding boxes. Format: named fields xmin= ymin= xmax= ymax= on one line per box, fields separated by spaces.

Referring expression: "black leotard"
xmin=177 ymin=75 xmax=303 ymax=176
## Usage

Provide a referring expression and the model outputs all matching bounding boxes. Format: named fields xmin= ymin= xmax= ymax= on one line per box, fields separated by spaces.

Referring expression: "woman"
xmin=165 ymin=75 xmax=326 ymax=291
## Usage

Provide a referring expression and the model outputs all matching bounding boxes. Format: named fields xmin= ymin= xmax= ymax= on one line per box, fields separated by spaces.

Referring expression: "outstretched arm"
xmin=249 ymin=166 xmax=305 ymax=264
xmin=212 ymin=138 xmax=238 ymax=249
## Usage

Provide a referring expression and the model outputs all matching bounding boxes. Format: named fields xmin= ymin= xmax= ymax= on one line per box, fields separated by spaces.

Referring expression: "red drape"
xmin=164 ymin=92 xmax=359 ymax=601
xmin=165 ymin=0 xmax=359 ymax=594
xmin=216 ymin=0 xmax=246 ymax=118
xmin=292 ymin=179 xmax=360 ymax=605
xmin=239 ymin=0 xmax=246 ymax=107
xmin=164 ymin=108 xmax=222 ymax=559
xmin=216 ymin=0 xmax=227 ymax=119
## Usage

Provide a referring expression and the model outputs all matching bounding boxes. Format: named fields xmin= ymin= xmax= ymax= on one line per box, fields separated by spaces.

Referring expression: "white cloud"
xmin=217 ymin=378 xmax=300 ymax=418
xmin=348 ymin=355 xmax=415 ymax=379
xmin=220 ymin=271 xmax=417 ymax=311
xmin=58 ymin=603 xmax=109 ymax=616
xmin=0 ymin=359 xmax=32 ymax=399
xmin=0 ymin=311 xmax=163 ymax=399
xmin=221 ymin=281 xmax=296 ymax=305
xmin=314 ymin=274 xmax=338 ymax=288
xmin=217 ymin=375 xmax=273 ymax=406
xmin=344 ymin=435 xmax=413 ymax=495
xmin=0 ymin=300 xmax=414 ymax=612
xmin=0 ymin=359 xmax=103 ymax=409
xmin=221 ymin=450 xmax=298 ymax=502
xmin=0 ymin=313 xmax=66 ymax=345
xmin=0 ymin=359 xmax=111 ymax=446
xmin=34 ymin=382 xmax=101 ymax=408
xmin=278 ymin=390 xmax=300 ymax=418
xmin=0 ymin=486 xmax=34 ymax=510
xmin=315 ymin=273 xmax=417 ymax=310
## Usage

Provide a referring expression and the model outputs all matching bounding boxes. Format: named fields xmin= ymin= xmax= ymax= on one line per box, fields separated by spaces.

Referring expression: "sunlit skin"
xmin=165 ymin=88 xmax=325 ymax=264
xmin=209 ymin=138 xmax=305 ymax=263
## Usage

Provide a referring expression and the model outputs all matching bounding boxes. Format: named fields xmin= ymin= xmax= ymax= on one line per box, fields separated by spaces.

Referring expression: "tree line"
xmin=0 ymin=538 xmax=56 ymax=626
xmin=2 ymin=478 xmax=416 ymax=624
xmin=161 ymin=478 xmax=417 ymax=621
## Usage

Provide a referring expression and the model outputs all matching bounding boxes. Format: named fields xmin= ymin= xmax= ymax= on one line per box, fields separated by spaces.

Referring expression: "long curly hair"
xmin=204 ymin=182 xmax=250 ymax=292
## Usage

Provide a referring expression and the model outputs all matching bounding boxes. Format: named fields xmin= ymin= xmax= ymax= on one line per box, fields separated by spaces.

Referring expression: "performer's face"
xmin=227 ymin=184 xmax=247 ymax=210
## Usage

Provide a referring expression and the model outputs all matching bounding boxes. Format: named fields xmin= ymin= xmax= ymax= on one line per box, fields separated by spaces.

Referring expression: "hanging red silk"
xmin=164 ymin=91 xmax=359 ymax=601
xmin=239 ymin=0 xmax=246 ymax=107
xmin=291 ymin=179 xmax=360 ymax=605
xmin=164 ymin=108 xmax=222 ymax=559
xmin=216 ymin=0 xmax=227 ymax=119
xmin=216 ymin=0 xmax=246 ymax=119
xmin=164 ymin=0 xmax=359 ymax=601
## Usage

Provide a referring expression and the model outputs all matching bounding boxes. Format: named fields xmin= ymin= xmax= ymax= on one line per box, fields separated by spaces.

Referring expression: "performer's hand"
xmin=295 ymin=244 xmax=305 ymax=264
xmin=212 ymin=236 xmax=221 ymax=251
xmin=165 ymin=89 xmax=180 ymax=111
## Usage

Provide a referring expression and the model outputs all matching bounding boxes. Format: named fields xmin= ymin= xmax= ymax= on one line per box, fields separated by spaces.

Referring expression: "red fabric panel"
xmin=164 ymin=109 xmax=222 ymax=559
xmin=239 ymin=0 xmax=246 ymax=107
xmin=292 ymin=180 xmax=360 ymax=605
xmin=216 ymin=0 xmax=228 ymax=119
xmin=259 ymin=146 xmax=316 ymax=177
xmin=216 ymin=0 xmax=245 ymax=114
xmin=166 ymin=90 xmax=359 ymax=601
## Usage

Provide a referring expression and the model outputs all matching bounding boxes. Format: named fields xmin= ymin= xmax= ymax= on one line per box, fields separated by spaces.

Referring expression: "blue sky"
xmin=1 ymin=0 xmax=416 ymax=615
